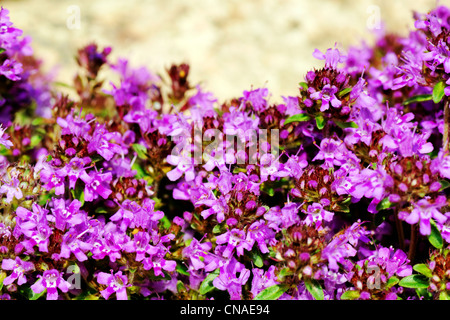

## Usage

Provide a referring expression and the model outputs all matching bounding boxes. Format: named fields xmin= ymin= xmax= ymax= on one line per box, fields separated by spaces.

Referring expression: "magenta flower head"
xmin=30 ymin=269 xmax=71 ymax=300
xmin=0 ymin=124 xmax=13 ymax=149
xmin=96 ymin=270 xmax=130 ymax=300
xmin=399 ymin=195 xmax=448 ymax=236
xmin=1 ymin=257 xmax=35 ymax=286
xmin=80 ymin=170 xmax=112 ymax=202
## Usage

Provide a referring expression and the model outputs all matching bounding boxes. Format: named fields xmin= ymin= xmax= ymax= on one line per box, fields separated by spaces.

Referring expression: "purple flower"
xmin=213 ymin=257 xmax=250 ymax=300
xmin=246 ymin=220 xmax=275 ymax=254
xmin=309 ymin=84 xmax=342 ymax=112
xmin=30 ymin=269 xmax=71 ymax=300
xmin=97 ymin=270 xmax=130 ymax=300
xmin=312 ymin=45 xmax=346 ymax=69
xmin=58 ymin=157 xmax=91 ymax=189
xmin=91 ymin=224 xmax=128 ymax=262
xmin=346 ymin=167 xmax=394 ymax=212
xmin=1 ymin=257 xmax=35 ymax=286
xmin=313 ymin=138 xmax=357 ymax=168
xmin=0 ymin=59 xmax=22 ymax=81
xmin=51 ymin=198 xmax=84 ymax=231
xmin=303 ymin=202 xmax=334 ymax=227
xmin=14 ymin=203 xmax=52 ymax=253
xmin=241 ymin=87 xmax=269 ymax=113
xmin=39 ymin=167 xmax=66 ymax=195
xmin=123 ymin=109 xmax=157 ymax=133
xmin=0 ymin=125 xmax=13 ymax=149
xmin=432 ymin=149 xmax=450 ymax=179
xmin=216 ymin=228 xmax=251 ymax=258
xmin=250 ymin=266 xmax=278 ymax=298
xmin=80 ymin=170 xmax=112 ymax=202
xmin=182 ymin=238 xmax=215 ymax=271
xmin=58 ymin=228 xmax=92 ymax=262
xmin=142 ymin=244 xmax=176 ymax=276
xmin=56 ymin=110 xmax=94 ymax=140
xmin=199 ymin=195 xmax=229 ymax=223
xmin=399 ymin=195 xmax=448 ymax=236
xmin=372 ymin=246 xmax=412 ymax=278
xmin=264 ymin=202 xmax=301 ymax=231
xmin=123 ymin=231 xmax=152 ymax=261
xmin=0 ymin=177 xmax=23 ymax=203
xmin=87 ymin=123 xmax=123 ymax=161
xmin=322 ymin=221 xmax=369 ymax=271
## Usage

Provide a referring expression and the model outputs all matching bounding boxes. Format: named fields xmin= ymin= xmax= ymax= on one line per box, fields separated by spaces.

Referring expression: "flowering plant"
xmin=1 ymin=5 xmax=450 ymax=301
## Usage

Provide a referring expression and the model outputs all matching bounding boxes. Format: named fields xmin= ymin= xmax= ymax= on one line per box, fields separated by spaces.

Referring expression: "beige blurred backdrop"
xmin=2 ymin=0 xmax=445 ymax=103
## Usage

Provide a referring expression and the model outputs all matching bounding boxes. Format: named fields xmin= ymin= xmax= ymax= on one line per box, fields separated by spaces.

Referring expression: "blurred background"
xmin=2 ymin=0 xmax=443 ymax=103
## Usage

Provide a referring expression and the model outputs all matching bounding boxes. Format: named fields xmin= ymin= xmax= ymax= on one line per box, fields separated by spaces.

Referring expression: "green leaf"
xmin=254 ymin=284 xmax=289 ymax=300
xmin=176 ymin=263 xmax=190 ymax=276
xmin=0 ymin=48 xmax=5 ymax=54
xmin=177 ymin=280 xmax=187 ymax=292
xmin=251 ymin=250 xmax=264 ymax=268
xmin=386 ymin=276 xmax=399 ymax=289
xmin=304 ymin=279 xmax=324 ymax=300
xmin=334 ymin=120 xmax=358 ymax=129
xmin=284 ymin=113 xmax=311 ymax=125
xmin=160 ymin=215 xmax=171 ymax=230
xmin=29 ymin=288 xmax=47 ymax=300
xmin=299 ymin=82 xmax=309 ymax=90
xmin=212 ymin=224 xmax=223 ymax=234
xmin=31 ymin=117 xmax=45 ymax=126
xmin=30 ymin=134 xmax=43 ymax=148
xmin=376 ymin=197 xmax=397 ymax=211
xmin=413 ymin=264 xmax=432 ymax=278
xmin=71 ymin=184 xmax=85 ymax=207
xmin=338 ymin=87 xmax=352 ymax=97
xmin=439 ymin=291 xmax=450 ymax=300
xmin=399 ymin=275 xmax=430 ymax=289
xmin=415 ymin=287 xmax=432 ymax=300
xmin=277 ymin=267 xmax=293 ymax=280
xmin=199 ymin=269 xmax=220 ymax=295
xmin=315 ymin=115 xmax=326 ymax=130
xmin=340 ymin=290 xmax=360 ymax=300
xmin=402 ymin=94 xmax=433 ymax=106
xmin=132 ymin=143 xmax=148 ymax=160
xmin=0 ymin=272 xmax=6 ymax=291
xmin=428 ymin=219 xmax=443 ymax=249
xmin=439 ymin=180 xmax=450 ymax=191
xmin=433 ymin=81 xmax=446 ymax=104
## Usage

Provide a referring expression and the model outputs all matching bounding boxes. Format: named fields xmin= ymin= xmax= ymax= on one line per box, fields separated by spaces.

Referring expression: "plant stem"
xmin=408 ymin=224 xmax=418 ymax=263
xmin=444 ymin=98 xmax=450 ymax=153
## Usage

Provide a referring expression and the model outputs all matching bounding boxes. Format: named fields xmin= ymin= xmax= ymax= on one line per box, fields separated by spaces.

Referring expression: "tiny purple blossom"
xmin=0 ymin=124 xmax=13 ymax=149
xmin=97 ymin=270 xmax=130 ymax=300
xmin=30 ymin=269 xmax=71 ymax=300
xmin=39 ymin=167 xmax=66 ymax=195
xmin=399 ymin=196 xmax=448 ymax=236
xmin=58 ymin=157 xmax=91 ymax=189
xmin=182 ymin=238 xmax=215 ymax=271
xmin=216 ymin=228 xmax=251 ymax=258
xmin=51 ymin=198 xmax=84 ymax=231
xmin=87 ymin=123 xmax=123 ymax=161
xmin=80 ymin=170 xmax=112 ymax=202
xmin=0 ymin=59 xmax=22 ymax=81
xmin=309 ymin=84 xmax=342 ymax=112
xmin=250 ymin=265 xmax=278 ymax=297
xmin=1 ymin=257 xmax=35 ymax=286
xmin=213 ymin=257 xmax=250 ymax=300
xmin=0 ymin=177 xmax=23 ymax=203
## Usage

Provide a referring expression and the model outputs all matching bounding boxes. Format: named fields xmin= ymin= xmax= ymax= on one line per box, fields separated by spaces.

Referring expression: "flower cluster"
xmin=1 ymin=4 xmax=450 ymax=300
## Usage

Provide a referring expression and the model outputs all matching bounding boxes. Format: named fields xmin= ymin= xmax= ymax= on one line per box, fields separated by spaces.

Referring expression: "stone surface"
xmin=2 ymin=0 xmax=441 ymax=103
